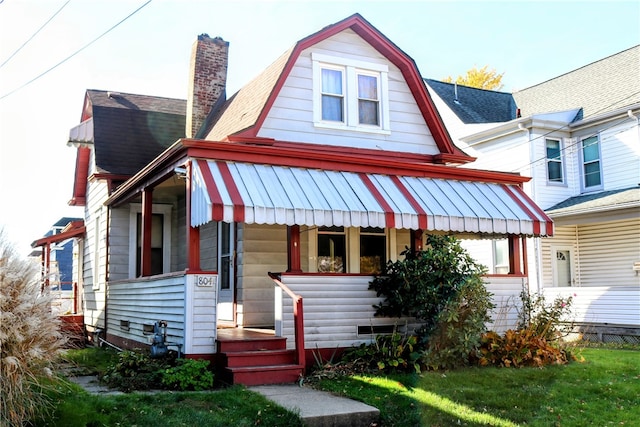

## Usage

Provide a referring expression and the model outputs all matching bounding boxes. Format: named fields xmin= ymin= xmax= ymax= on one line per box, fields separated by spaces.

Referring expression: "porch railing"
xmin=269 ymin=272 xmax=305 ymax=368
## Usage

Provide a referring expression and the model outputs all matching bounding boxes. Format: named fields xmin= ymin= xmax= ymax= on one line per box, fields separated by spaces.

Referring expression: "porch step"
xmin=215 ymin=329 xmax=303 ymax=385
xmin=221 ymin=349 xmax=296 ymax=368
xmin=223 ymin=363 xmax=304 ymax=386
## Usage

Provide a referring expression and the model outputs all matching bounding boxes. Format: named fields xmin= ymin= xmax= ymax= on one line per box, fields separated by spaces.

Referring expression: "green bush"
xmin=421 ymin=272 xmax=494 ymax=370
xmin=101 ymin=350 xmax=172 ymax=392
xmin=342 ymin=329 xmax=421 ymax=374
xmin=162 ymin=358 xmax=215 ymax=391
xmin=370 ymin=235 xmax=492 ymax=369
xmin=0 ymin=229 xmax=66 ymax=426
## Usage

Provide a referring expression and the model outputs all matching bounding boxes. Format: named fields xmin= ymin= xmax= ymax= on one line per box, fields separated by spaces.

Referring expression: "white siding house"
xmin=59 ymin=14 xmax=555 ymax=384
xmin=428 ymin=45 xmax=640 ymax=340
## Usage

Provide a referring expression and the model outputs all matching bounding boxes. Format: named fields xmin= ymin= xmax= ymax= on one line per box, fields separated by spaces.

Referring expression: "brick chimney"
xmin=186 ymin=34 xmax=229 ymax=138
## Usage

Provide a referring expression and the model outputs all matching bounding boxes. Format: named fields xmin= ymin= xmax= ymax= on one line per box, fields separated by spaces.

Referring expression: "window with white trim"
xmin=312 ymin=53 xmax=390 ymax=133
xmin=545 ymin=138 xmax=564 ymax=184
xmin=580 ymin=135 xmax=602 ymax=190
xmin=493 ymin=239 xmax=509 ymax=275
xmin=317 ymin=226 xmax=346 ymax=273
xmin=315 ymin=226 xmax=388 ymax=274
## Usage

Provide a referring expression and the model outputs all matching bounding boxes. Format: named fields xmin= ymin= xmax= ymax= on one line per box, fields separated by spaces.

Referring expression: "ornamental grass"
xmin=0 ymin=229 xmax=67 ymax=426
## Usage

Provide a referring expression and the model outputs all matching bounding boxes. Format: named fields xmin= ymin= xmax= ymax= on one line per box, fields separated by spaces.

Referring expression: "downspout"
xmin=519 ymin=123 xmax=543 ymax=294
xmin=104 ymin=206 xmax=110 ymax=339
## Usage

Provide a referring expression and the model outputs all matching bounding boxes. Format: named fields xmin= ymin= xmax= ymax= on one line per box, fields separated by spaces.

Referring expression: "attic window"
xmin=312 ymin=53 xmax=390 ymax=134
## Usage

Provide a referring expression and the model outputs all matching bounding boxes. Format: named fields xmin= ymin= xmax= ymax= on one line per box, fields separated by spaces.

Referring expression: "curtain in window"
xmin=358 ymin=74 xmax=379 ymax=125
xmin=321 ymin=69 xmax=343 ymax=121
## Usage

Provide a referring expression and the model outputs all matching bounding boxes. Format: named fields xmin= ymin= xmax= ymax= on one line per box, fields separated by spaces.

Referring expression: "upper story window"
xmin=545 ymin=138 xmax=564 ymax=184
xmin=580 ymin=135 xmax=602 ymax=190
xmin=312 ymin=53 xmax=390 ymax=134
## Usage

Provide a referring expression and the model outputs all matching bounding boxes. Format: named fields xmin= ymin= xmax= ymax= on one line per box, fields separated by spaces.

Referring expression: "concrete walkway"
xmin=66 ymin=374 xmax=379 ymax=426
xmin=251 ymin=384 xmax=380 ymax=427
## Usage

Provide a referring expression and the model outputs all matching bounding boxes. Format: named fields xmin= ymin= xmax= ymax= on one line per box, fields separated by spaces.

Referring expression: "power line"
xmin=0 ymin=0 xmax=152 ymax=101
xmin=0 ymin=0 xmax=70 ymax=70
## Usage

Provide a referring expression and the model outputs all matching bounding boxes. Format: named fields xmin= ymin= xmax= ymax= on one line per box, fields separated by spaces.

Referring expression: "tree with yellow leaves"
xmin=443 ymin=65 xmax=504 ymax=90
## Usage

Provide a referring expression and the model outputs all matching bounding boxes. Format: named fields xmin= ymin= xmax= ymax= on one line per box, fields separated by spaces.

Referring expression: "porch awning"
xmin=190 ymin=159 xmax=553 ymax=236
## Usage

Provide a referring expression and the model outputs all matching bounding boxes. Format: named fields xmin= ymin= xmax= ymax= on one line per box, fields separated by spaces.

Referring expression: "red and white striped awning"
xmin=190 ymin=159 xmax=553 ymax=236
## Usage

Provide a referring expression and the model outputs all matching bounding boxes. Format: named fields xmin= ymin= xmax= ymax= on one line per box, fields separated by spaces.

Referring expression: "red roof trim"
xmin=390 ymin=176 xmax=428 ymax=230
xmin=69 ymin=147 xmax=91 ymax=206
xmin=32 ymin=221 xmax=86 ymax=247
xmin=506 ymin=185 xmax=554 ymax=236
xmin=359 ymin=173 xmax=395 ymax=228
xmin=197 ymin=159 xmax=224 ymax=221
xmin=216 ymin=161 xmax=245 ymax=222
xmin=501 ymin=185 xmax=542 ymax=236
xmin=235 ymin=14 xmax=469 ymax=161
xmin=183 ymin=139 xmax=527 ymax=185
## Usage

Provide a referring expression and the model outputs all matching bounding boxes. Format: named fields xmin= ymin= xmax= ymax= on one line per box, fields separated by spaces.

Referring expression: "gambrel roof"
xmin=202 ymin=13 xmax=469 ymax=161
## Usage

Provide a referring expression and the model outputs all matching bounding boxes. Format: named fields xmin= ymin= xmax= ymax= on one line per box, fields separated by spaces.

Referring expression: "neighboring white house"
xmin=427 ymin=45 xmax=640 ymax=342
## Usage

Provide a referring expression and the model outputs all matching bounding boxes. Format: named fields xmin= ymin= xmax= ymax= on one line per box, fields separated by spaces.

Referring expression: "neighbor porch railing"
xmin=269 ymin=272 xmax=305 ymax=368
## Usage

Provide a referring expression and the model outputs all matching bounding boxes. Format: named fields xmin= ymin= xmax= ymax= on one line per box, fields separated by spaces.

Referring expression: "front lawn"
xmin=314 ymin=348 xmax=640 ymax=426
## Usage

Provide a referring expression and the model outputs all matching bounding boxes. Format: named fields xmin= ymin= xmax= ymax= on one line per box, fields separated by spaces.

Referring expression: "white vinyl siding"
xmin=82 ymin=176 xmax=109 ymax=330
xmin=544 ymin=286 xmax=640 ymax=326
xmin=258 ymin=29 xmax=440 ymax=155
xmin=598 ymin=121 xmax=640 ymax=191
xmin=278 ymin=274 xmax=421 ymax=349
xmin=577 ymin=219 xmax=640 ymax=287
xmin=541 ymin=225 xmax=578 ymax=287
xmin=107 ymin=275 xmax=185 ymax=348
xmin=236 ymin=223 xmax=288 ymax=327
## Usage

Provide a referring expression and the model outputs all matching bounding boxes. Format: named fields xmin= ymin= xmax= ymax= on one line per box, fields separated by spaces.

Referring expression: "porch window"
xmin=128 ymin=204 xmax=172 ymax=278
xmin=312 ymin=52 xmax=389 ymax=133
xmin=493 ymin=238 xmax=509 ymax=275
xmin=545 ymin=138 xmax=564 ymax=184
xmin=581 ymin=135 xmax=602 ymax=190
xmin=360 ymin=227 xmax=386 ymax=274
xmin=317 ymin=226 xmax=346 ymax=273
xmin=136 ymin=213 xmax=163 ymax=276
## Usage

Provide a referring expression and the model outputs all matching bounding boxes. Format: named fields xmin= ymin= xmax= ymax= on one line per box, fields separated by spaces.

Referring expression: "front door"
xmin=218 ymin=221 xmax=235 ymax=323
xmin=553 ymin=248 xmax=573 ymax=287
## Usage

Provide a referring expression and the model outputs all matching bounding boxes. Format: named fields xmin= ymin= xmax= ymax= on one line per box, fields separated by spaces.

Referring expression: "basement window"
xmin=120 ymin=320 xmax=130 ymax=331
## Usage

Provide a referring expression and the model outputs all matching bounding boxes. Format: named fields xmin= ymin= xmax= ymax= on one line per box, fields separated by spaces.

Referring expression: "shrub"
xmin=517 ymin=291 xmax=574 ymax=341
xmin=341 ymin=329 xmax=421 ymax=374
xmin=476 ymin=329 xmax=570 ymax=367
xmin=370 ymin=235 xmax=492 ymax=369
xmin=101 ymin=350 xmax=172 ymax=392
xmin=421 ymin=272 xmax=494 ymax=370
xmin=162 ymin=358 xmax=215 ymax=391
xmin=0 ymin=229 xmax=66 ymax=426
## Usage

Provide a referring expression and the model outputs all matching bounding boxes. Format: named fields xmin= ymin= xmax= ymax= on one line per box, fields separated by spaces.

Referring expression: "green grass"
xmin=35 ymin=380 xmax=302 ymax=427
xmin=315 ymin=348 xmax=640 ymax=426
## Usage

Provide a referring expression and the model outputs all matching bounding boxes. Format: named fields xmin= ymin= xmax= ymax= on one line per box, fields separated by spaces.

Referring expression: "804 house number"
xmin=195 ymin=275 xmax=216 ymax=287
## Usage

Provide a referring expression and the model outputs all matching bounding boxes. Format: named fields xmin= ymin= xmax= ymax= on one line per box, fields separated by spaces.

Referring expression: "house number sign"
xmin=195 ymin=275 xmax=217 ymax=287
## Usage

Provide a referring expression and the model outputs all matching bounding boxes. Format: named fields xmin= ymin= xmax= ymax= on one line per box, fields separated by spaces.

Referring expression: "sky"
xmin=0 ymin=0 xmax=638 ymax=256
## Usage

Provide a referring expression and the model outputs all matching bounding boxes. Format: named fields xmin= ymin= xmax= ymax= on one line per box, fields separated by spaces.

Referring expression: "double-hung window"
xmin=581 ymin=135 xmax=602 ymax=190
xmin=313 ymin=53 xmax=389 ymax=133
xmin=545 ymin=138 xmax=564 ymax=184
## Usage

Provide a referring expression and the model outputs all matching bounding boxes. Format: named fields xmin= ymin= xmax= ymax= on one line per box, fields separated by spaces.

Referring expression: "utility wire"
xmin=0 ymin=0 xmax=70 ymax=70
xmin=0 ymin=0 xmax=152 ymax=101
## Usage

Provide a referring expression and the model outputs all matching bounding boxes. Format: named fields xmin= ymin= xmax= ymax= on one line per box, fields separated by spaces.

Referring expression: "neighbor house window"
xmin=317 ymin=226 xmax=346 ymax=273
xmin=312 ymin=53 xmax=389 ymax=133
xmin=545 ymin=138 xmax=564 ymax=184
xmin=581 ymin=135 xmax=602 ymax=190
xmin=360 ymin=227 xmax=385 ymax=274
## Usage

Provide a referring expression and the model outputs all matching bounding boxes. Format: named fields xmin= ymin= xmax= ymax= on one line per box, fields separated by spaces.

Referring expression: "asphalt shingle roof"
xmin=86 ymin=90 xmax=186 ymax=175
xmin=513 ymin=45 xmax=640 ymax=119
xmin=425 ymin=79 xmax=517 ymax=124
xmin=546 ymin=186 xmax=640 ymax=216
